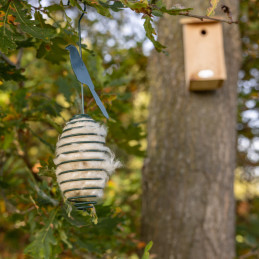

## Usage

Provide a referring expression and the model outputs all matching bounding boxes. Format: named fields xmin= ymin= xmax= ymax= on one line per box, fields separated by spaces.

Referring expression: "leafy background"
xmin=0 ymin=0 xmax=258 ymax=258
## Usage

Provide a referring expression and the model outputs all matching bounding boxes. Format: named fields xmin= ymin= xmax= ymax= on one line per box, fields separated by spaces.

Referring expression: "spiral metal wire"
xmin=56 ymin=114 xmax=108 ymax=210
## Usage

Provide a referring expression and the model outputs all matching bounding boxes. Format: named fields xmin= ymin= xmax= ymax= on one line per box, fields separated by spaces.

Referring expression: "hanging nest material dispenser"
xmin=54 ymin=114 xmax=121 ymax=210
xmin=54 ymin=4 xmax=121 ymax=210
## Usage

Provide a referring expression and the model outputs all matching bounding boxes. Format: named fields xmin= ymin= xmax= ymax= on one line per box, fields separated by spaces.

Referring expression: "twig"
xmin=221 ymin=5 xmax=233 ymax=23
xmin=20 ymin=206 xmax=36 ymax=214
xmin=0 ymin=49 xmax=24 ymax=68
xmin=0 ymin=51 xmax=16 ymax=66
xmin=30 ymin=5 xmax=48 ymax=14
xmin=105 ymin=0 xmax=238 ymax=24
xmin=16 ymin=48 xmax=24 ymax=69
xmin=179 ymin=12 xmax=238 ymax=24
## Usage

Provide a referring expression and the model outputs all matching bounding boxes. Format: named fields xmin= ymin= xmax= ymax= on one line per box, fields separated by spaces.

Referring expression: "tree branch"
xmin=178 ymin=12 xmax=238 ymax=24
xmin=16 ymin=48 xmax=24 ymax=69
xmin=0 ymin=49 xmax=24 ymax=68
xmin=106 ymin=0 xmax=238 ymax=24
xmin=0 ymin=51 xmax=16 ymax=66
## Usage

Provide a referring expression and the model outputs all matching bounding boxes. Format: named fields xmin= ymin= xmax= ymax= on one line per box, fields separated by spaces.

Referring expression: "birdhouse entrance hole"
xmin=201 ymin=29 xmax=207 ymax=35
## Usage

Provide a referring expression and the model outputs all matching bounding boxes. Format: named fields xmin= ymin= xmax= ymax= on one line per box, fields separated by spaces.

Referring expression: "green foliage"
xmin=13 ymin=1 xmax=56 ymax=40
xmin=237 ymin=0 xmax=259 ymax=171
xmin=144 ymin=16 xmax=165 ymax=53
xmin=141 ymin=241 xmax=153 ymax=259
xmin=0 ymin=0 xmax=192 ymax=54
xmin=0 ymin=1 xmax=148 ymax=257
xmin=235 ymin=0 xmax=259 ymax=257
xmin=0 ymin=27 xmax=17 ymax=53
xmin=24 ymin=209 xmax=59 ymax=259
xmin=0 ymin=0 xmax=257 ymax=258
xmin=99 ymin=1 xmax=124 ymax=12
xmin=236 ymin=198 xmax=259 ymax=257
xmin=0 ymin=60 xmax=26 ymax=81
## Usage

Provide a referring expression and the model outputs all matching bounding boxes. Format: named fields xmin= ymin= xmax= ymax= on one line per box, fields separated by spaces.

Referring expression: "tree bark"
xmin=141 ymin=1 xmax=240 ymax=258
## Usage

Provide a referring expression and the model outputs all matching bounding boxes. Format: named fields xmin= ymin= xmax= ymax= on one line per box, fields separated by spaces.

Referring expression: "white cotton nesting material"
xmin=54 ymin=114 xmax=121 ymax=207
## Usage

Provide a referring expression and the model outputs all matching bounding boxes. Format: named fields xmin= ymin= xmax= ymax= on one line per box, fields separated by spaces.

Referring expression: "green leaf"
xmin=126 ymin=1 xmax=147 ymax=10
xmin=38 ymin=158 xmax=56 ymax=179
xmin=36 ymin=41 xmax=47 ymax=59
xmin=16 ymin=38 xmax=35 ymax=48
xmin=69 ymin=0 xmax=83 ymax=10
xmin=141 ymin=241 xmax=153 ymax=259
xmin=0 ymin=27 xmax=17 ymax=53
xmin=152 ymin=10 xmax=163 ymax=17
xmin=24 ymin=210 xmax=59 ymax=259
xmin=44 ymin=4 xmax=65 ymax=13
xmin=61 ymin=206 xmax=92 ymax=227
xmin=11 ymin=88 xmax=27 ymax=110
xmin=143 ymin=16 xmax=166 ymax=52
xmin=12 ymin=0 xmax=56 ymax=40
xmin=99 ymin=0 xmax=124 ymax=12
xmin=93 ymin=4 xmax=112 ymax=17
xmin=37 ymin=37 xmax=68 ymax=64
xmin=2 ymin=131 xmax=13 ymax=150
xmin=0 ymin=59 xmax=26 ymax=81
xmin=59 ymin=229 xmax=73 ymax=249
xmin=78 ymin=0 xmax=112 ymax=17
xmin=56 ymin=76 xmax=73 ymax=102
xmin=153 ymin=0 xmax=164 ymax=8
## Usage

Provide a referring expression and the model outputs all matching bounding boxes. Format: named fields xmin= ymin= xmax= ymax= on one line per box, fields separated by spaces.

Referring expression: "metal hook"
xmin=78 ymin=3 xmax=87 ymax=114
xmin=78 ymin=3 xmax=87 ymax=58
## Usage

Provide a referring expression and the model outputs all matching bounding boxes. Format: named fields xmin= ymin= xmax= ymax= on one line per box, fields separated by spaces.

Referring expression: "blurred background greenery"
xmin=0 ymin=0 xmax=258 ymax=258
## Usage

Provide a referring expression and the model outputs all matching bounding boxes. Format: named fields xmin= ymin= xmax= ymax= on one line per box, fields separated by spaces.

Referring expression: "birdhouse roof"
xmin=180 ymin=17 xmax=222 ymax=24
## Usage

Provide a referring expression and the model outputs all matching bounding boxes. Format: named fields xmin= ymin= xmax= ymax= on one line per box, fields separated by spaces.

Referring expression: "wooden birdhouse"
xmin=180 ymin=18 xmax=226 ymax=91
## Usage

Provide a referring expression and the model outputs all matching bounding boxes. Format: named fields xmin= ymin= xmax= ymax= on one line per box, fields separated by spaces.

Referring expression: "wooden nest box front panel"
xmin=181 ymin=18 xmax=226 ymax=91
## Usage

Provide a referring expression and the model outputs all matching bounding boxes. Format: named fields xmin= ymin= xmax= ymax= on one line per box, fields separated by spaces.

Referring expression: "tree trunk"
xmin=141 ymin=1 xmax=240 ymax=258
